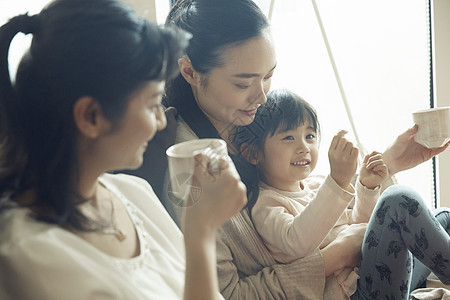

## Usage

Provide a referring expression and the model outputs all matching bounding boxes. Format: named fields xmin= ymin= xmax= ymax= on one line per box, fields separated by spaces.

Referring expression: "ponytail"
xmin=0 ymin=13 xmax=38 ymax=196
xmin=0 ymin=13 xmax=38 ymax=99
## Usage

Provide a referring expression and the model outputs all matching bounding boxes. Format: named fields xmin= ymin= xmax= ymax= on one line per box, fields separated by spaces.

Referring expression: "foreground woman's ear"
xmin=73 ymin=96 xmax=109 ymax=139
xmin=178 ymin=56 xmax=199 ymax=86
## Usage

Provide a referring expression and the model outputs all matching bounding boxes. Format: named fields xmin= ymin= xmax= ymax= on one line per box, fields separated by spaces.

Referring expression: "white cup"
xmin=412 ymin=106 xmax=450 ymax=148
xmin=166 ymin=138 xmax=228 ymax=203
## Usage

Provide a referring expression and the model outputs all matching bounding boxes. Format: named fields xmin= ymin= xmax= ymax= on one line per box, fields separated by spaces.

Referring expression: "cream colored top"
xmin=252 ymin=175 xmax=380 ymax=299
xmin=0 ymin=174 xmax=217 ymax=300
xmin=252 ymin=175 xmax=379 ymax=262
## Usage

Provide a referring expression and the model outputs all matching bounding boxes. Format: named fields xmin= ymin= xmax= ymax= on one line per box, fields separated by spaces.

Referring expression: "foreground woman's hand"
xmin=382 ymin=125 xmax=449 ymax=175
xmin=183 ymin=153 xmax=247 ymax=233
xmin=183 ymin=153 xmax=247 ymax=300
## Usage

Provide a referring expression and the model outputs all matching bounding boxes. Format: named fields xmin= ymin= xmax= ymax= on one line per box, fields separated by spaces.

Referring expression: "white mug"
xmin=413 ymin=106 xmax=450 ymax=148
xmin=166 ymin=138 xmax=227 ymax=204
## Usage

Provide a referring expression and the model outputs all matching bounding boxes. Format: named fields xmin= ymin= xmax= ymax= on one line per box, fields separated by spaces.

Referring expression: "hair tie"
xmin=10 ymin=13 xmax=39 ymax=35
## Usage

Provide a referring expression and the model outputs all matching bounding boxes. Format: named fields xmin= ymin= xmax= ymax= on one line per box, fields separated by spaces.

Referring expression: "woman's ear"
xmin=178 ymin=56 xmax=199 ymax=86
xmin=240 ymin=143 xmax=259 ymax=165
xmin=73 ymin=96 xmax=109 ymax=139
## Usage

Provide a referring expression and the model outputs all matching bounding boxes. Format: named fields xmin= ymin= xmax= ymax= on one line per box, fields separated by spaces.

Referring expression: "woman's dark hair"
xmin=0 ymin=0 xmax=189 ymax=230
xmin=233 ymin=89 xmax=321 ymax=212
xmin=164 ymin=0 xmax=269 ymax=107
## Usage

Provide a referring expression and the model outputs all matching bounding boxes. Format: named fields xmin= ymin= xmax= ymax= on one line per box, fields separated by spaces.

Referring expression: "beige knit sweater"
xmin=217 ymin=207 xmax=343 ymax=299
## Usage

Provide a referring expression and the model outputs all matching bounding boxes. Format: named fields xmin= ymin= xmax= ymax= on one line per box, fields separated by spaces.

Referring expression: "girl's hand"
xmin=328 ymin=130 xmax=359 ymax=191
xmin=359 ymin=151 xmax=388 ymax=189
xmin=383 ymin=125 xmax=449 ymax=175
xmin=183 ymin=153 xmax=247 ymax=237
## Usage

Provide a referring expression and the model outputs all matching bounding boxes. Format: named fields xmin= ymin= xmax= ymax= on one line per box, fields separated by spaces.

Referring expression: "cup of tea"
xmin=166 ymin=138 xmax=227 ymax=203
xmin=412 ymin=106 xmax=450 ymax=148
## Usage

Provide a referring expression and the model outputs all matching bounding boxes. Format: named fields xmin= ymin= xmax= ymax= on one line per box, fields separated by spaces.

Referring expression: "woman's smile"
xmin=239 ymin=108 xmax=259 ymax=116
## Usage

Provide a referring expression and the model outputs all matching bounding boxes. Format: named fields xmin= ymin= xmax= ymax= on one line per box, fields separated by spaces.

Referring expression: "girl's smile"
xmin=257 ymin=122 xmax=319 ymax=192
xmin=291 ymin=159 xmax=311 ymax=167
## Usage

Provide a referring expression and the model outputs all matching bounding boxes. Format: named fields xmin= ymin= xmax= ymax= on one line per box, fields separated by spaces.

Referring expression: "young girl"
xmin=233 ymin=89 xmax=450 ymax=299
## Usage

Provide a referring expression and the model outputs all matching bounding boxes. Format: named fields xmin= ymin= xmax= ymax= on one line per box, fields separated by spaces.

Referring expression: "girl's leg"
xmin=409 ymin=207 xmax=450 ymax=291
xmin=352 ymin=185 xmax=450 ymax=300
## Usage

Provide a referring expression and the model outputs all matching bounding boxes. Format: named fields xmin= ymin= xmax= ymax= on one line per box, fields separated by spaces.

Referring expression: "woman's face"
xmin=192 ymin=31 xmax=277 ymax=133
xmin=101 ymin=81 xmax=166 ymax=171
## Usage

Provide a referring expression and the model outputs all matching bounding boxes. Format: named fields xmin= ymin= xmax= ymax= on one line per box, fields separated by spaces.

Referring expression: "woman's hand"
xmin=359 ymin=151 xmax=388 ymax=189
xmin=328 ymin=130 xmax=359 ymax=192
xmin=321 ymin=223 xmax=366 ymax=276
xmin=183 ymin=153 xmax=247 ymax=235
xmin=382 ymin=125 xmax=449 ymax=175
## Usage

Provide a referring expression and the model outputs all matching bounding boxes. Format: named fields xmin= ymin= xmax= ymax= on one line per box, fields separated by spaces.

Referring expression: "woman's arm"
xmin=382 ymin=125 xmax=449 ymax=175
xmin=184 ymin=226 xmax=221 ymax=300
xmin=321 ymin=223 xmax=366 ymax=276
xmin=218 ymin=248 xmax=326 ymax=299
xmin=217 ymin=209 xmax=328 ymax=300
xmin=183 ymin=154 xmax=247 ymax=300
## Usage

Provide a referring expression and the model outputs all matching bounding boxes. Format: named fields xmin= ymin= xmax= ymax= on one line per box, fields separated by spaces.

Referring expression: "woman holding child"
xmin=234 ymin=89 xmax=450 ymax=299
xmin=131 ymin=0 xmax=450 ymax=298
xmin=134 ymin=0 xmax=342 ymax=297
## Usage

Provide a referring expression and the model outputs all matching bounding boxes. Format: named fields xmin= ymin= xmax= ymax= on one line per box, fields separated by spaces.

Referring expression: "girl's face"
xmin=257 ymin=122 xmax=319 ymax=192
xmin=100 ymin=81 xmax=166 ymax=171
xmin=192 ymin=31 xmax=277 ymax=133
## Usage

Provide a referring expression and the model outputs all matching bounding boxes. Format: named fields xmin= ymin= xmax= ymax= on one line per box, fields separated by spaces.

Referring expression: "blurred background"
xmin=2 ymin=0 xmax=449 ymax=208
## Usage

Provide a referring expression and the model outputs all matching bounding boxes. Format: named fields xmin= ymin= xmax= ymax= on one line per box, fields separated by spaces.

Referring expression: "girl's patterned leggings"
xmin=351 ymin=185 xmax=450 ymax=300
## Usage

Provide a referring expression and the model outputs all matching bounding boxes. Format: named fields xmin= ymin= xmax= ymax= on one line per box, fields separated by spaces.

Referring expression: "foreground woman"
xmin=0 ymin=0 xmax=246 ymax=299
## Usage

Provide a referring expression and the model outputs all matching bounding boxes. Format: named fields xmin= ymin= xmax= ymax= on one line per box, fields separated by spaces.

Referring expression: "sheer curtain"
xmin=261 ymin=0 xmax=434 ymax=207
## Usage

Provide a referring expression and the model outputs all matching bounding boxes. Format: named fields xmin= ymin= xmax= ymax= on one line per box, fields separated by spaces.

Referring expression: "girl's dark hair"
xmin=0 ymin=0 xmax=189 ymax=230
xmin=233 ymin=89 xmax=321 ymax=212
xmin=163 ymin=0 xmax=269 ymax=107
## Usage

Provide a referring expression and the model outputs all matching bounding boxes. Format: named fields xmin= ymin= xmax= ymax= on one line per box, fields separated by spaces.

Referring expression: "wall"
xmin=433 ymin=0 xmax=450 ymax=207
xmin=122 ymin=0 xmax=157 ymax=22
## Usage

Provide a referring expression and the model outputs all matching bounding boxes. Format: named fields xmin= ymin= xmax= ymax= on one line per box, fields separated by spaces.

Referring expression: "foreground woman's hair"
xmin=0 ymin=0 xmax=188 ymax=230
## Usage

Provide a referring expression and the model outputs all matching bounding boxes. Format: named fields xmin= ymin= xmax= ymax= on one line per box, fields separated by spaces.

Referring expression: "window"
xmin=2 ymin=0 xmax=436 ymax=207
xmin=258 ymin=0 xmax=435 ymax=208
